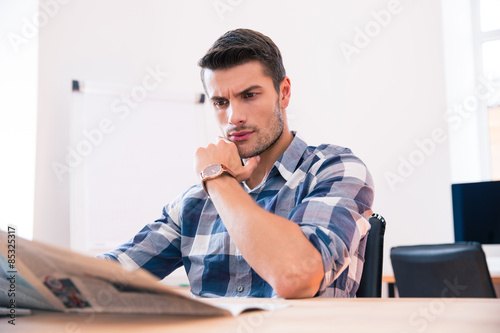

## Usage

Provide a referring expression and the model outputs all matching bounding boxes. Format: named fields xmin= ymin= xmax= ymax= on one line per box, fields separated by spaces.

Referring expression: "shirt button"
xmin=237 ymin=285 xmax=244 ymax=293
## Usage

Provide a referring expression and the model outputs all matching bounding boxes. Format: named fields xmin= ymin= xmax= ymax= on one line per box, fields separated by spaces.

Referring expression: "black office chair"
xmin=356 ymin=213 xmax=386 ymax=297
xmin=390 ymin=242 xmax=497 ymax=298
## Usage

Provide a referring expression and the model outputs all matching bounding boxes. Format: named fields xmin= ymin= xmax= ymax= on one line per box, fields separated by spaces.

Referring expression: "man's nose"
xmin=227 ymin=103 xmax=246 ymax=126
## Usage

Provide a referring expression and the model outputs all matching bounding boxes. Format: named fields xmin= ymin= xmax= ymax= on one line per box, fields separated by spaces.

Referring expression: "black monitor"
xmin=452 ymin=181 xmax=500 ymax=244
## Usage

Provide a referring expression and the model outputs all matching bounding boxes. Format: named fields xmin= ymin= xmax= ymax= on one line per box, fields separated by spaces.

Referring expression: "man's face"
xmin=203 ymin=61 xmax=286 ymax=159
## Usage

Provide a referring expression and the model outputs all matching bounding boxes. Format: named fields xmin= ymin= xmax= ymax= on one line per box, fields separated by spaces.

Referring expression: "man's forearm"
xmin=205 ymin=174 xmax=324 ymax=299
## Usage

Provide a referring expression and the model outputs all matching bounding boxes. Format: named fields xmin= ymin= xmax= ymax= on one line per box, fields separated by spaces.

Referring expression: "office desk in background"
xmin=5 ymin=298 xmax=500 ymax=333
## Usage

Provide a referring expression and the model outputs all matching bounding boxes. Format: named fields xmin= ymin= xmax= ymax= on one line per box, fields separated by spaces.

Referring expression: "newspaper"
xmin=0 ymin=230 xmax=284 ymax=317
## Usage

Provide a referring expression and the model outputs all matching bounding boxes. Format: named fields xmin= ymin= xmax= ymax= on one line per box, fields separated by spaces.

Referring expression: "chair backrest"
xmin=356 ymin=213 xmax=386 ymax=297
xmin=390 ymin=242 xmax=497 ymax=298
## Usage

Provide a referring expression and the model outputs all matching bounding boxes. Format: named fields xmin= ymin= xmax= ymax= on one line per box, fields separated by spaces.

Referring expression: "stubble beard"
xmin=235 ymin=101 xmax=284 ymax=159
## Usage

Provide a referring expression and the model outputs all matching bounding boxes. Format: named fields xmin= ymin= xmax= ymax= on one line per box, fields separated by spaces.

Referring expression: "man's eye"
xmin=244 ymin=93 xmax=257 ymax=99
xmin=214 ymin=100 xmax=228 ymax=107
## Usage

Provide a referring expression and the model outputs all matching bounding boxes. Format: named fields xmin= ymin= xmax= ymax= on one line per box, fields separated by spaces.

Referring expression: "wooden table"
xmin=4 ymin=298 xmax=500 ymax=333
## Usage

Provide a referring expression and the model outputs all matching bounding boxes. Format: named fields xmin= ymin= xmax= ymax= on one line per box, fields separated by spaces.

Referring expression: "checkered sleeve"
xmin=98 ymin=193 xmax=184 ymax=279
xmin=288 ymin=149 xmax=374 ymax=296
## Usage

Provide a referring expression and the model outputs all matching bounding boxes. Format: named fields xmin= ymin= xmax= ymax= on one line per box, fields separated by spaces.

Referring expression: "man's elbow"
xmin=272 ymin=273 xmax=323 ymax=299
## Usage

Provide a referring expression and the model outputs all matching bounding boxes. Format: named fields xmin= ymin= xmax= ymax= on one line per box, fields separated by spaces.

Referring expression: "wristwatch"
xmin=200 ymin=164 xmax=236 ymax=195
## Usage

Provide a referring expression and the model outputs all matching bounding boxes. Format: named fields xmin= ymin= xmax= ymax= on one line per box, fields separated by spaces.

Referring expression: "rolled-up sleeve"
xmin=288 ymin=152 xmax=374 ymax=296
xmin=98 ymin=194 xmax=184 ymax=279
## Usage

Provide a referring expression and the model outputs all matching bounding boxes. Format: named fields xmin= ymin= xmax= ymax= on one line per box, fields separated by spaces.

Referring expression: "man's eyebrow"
xmin=210 ymin=95 xmax=227 ymax=101
xmin=210 ymin=85 xmax=263 ymax=101
xmin=235 ymin=85 xmax=262 ymax=98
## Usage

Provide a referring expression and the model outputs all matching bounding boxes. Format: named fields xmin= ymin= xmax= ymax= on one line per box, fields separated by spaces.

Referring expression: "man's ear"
xmin=279 ymin=77 xmax=291 ymax=109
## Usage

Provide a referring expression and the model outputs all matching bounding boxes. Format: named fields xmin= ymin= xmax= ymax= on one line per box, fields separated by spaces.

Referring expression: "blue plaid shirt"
xmin=101 ymin=133 xmax=374 ymax=298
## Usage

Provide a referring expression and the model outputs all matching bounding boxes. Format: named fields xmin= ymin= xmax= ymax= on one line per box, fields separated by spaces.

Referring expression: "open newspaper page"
xmin=0 ymin=255 xmax=59 ymax=311
xmin=0 ymin=230 xmax=231 ymax=316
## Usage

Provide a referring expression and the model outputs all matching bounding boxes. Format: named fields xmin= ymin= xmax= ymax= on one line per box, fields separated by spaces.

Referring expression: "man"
xmin=101 ymin=28 xmax=374 ymax=299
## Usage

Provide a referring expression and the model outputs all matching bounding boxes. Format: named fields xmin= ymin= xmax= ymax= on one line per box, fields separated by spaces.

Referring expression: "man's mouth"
xmin=228 ymin=130 xmax=253 ymax=142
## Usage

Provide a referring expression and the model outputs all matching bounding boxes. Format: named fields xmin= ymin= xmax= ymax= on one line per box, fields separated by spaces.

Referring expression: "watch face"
xmin=203 ymin=164 xmax=223 ymax=178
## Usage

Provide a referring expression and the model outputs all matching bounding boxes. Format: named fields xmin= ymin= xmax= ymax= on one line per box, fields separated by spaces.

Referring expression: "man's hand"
xmin=194 ymin=137 xmax=260 ymax=183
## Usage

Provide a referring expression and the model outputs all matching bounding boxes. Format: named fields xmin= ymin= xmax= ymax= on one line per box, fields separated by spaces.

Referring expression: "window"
xmin=474 ymin=0 xmax=500 ymax=179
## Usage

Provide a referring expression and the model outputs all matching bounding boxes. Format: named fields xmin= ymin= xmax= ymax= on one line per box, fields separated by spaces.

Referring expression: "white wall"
xmin=35 ymin=0 xmax=453 ymax=273
xmin=0 ymin=1 xmax=38 ymax=240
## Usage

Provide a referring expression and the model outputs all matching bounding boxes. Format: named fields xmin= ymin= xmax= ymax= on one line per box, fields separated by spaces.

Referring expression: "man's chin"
xmin=236 ymin=147 xmax=255 ymax=160
xmin=238 ymin=152 xmax=253 ymax=159
xmin=238 ymin=147 xmax=266 ymax=160
xmin=235 ymin=140 xmax=268 ymax=159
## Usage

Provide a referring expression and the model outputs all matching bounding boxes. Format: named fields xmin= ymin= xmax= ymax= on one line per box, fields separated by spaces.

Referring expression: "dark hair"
xmin=198 ymin=28 xmax=286 ymax=94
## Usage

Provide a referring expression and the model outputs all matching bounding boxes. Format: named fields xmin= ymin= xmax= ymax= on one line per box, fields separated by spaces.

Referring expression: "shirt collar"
xmin=272 ymin=131 xmax=308 ymax=182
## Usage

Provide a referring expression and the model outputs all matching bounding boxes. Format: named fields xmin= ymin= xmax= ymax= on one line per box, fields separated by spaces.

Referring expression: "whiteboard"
xmin=69 ymin=81 xmax=207 ymax=254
